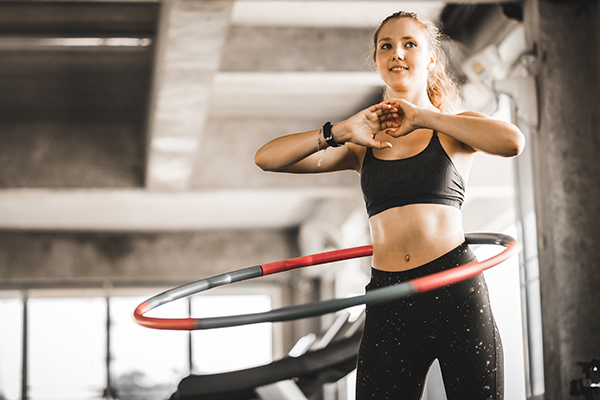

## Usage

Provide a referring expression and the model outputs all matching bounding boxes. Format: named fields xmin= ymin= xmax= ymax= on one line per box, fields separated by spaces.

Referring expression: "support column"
xmin=524 ymin=1 xmax=600 ymax=399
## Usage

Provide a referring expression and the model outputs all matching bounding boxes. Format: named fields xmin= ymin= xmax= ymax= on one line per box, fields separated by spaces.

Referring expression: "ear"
xmin=427 ymin=51 xmax=436 ymax=71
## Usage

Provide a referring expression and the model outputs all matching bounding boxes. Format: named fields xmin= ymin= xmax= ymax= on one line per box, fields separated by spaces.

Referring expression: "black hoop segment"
xmin=134 ymin=233 xmax=519 ymax=331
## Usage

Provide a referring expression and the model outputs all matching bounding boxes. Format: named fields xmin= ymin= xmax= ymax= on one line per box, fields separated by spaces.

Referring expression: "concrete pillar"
xmin=146 ymin=0 xmax=233 ymax=190
xmin=524 ymin=1 xmax=600 ymax=399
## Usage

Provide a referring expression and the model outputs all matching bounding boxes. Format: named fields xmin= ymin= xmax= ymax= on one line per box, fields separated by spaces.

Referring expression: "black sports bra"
xmin=360 ymin=132 xmax=466 ymax=218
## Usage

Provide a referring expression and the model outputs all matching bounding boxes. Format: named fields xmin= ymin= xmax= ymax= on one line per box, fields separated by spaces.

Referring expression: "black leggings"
xmin=356 ymin=242 xmax=503 ymax=400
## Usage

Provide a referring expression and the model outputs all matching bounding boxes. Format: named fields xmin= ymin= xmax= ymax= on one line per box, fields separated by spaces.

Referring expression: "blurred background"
xmin=0 ymin=1 xmax=597 ymax=400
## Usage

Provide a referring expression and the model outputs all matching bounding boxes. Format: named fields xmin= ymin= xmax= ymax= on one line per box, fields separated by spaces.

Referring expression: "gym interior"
xmin=0 ymin=1 xmax=598 ymax=399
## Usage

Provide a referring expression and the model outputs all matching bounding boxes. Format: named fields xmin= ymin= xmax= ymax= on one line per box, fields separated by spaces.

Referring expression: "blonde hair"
xmin=373 ymin=11 xmax=460 ymax=112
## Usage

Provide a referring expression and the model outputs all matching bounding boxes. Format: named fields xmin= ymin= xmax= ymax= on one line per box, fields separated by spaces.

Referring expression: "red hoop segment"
xmin=410 ymin=239 xmax=520 ymax=292
xmin=261 ymin=245 xmax=373 ymax=276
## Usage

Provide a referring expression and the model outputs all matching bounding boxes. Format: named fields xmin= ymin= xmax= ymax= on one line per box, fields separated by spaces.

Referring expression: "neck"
xmin=387 ymin=86 xmax=437 ymax=111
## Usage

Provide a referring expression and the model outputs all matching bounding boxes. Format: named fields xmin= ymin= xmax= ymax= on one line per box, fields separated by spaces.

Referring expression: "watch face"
xmin=323 ymin=122 xmax=333 ymax=141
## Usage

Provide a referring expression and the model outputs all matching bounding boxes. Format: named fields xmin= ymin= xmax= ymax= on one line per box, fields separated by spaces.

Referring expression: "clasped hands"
xmin=338 ymin=98 xmax=425 ymax=150
xmin=378 ymin=98 xmax=422 ymax=137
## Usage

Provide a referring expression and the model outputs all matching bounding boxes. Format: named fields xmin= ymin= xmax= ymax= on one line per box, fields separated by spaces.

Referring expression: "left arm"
xmin=382 ymin=99 xmax=525 ymax=157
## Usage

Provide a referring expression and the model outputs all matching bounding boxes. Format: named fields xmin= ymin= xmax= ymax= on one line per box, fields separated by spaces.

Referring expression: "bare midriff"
xmin=369 ymin=203 xmax=465 ymax=272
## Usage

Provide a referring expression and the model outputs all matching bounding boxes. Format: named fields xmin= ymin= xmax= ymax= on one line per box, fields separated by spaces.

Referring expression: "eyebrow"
xmin=377 ymin=36 xmax=416 ymax=43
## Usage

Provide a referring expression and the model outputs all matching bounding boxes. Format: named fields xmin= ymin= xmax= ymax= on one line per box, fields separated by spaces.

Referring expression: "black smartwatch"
xmin=322 ymin=121 xmax=344 ymax=147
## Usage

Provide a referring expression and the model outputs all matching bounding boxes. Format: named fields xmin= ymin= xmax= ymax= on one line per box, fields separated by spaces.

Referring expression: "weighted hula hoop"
xmin=134 ymin=233 xmax=519 ymax=331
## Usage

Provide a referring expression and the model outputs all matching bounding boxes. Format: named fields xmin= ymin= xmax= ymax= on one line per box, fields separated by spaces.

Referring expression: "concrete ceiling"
xmin=0 ymin=0 xmax=523 ymax=233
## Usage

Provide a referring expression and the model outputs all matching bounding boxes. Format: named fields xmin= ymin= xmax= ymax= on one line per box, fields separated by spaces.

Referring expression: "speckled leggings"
xmin=356 ymin=241 xmax=504 ymax=400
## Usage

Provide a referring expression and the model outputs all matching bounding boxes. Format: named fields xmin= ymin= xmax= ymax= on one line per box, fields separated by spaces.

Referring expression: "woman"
xmin=254 ymin=10 xmax=524 ymax=400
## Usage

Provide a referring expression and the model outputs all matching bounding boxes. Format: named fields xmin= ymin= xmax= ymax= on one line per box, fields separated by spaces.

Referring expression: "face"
xmin=374 ymin=18 xmax=435 ymax=94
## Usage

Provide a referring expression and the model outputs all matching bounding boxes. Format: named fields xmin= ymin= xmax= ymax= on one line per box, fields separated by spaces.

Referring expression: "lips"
xmin=389 ymin=66 xmax=408 ymax=71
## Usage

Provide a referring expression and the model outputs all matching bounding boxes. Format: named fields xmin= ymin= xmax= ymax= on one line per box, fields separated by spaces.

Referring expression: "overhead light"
xmin=0 ymin=37 xmax=152 ymax=49
xmin=231 ymin=1 xmax=445 ymax=28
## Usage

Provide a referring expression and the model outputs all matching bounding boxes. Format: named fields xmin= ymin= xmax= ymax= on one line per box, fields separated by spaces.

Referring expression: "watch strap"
xmin=322 ymin=122 xmax=344 ymax=147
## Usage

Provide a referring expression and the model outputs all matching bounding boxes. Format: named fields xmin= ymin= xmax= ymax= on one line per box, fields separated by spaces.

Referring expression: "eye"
xmin=405 ymin=41 xmax=417 ymax=48
xmin=380 ymin=43 xmax=392 ymax=50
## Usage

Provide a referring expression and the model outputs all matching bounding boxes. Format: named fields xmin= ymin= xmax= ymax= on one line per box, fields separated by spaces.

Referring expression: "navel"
xmin=405 ymin=253 xmax=410 ymax=262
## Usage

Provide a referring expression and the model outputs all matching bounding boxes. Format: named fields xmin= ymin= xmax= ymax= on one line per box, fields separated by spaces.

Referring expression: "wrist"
xmin=331 ymin=121 xmax=349 ymax=144
xmin=414 ymin=107 xmax=436 ymax=129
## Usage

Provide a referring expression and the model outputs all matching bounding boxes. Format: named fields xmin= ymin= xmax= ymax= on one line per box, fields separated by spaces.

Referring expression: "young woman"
xmin=254 ymin=11 xmax=524 ymax=400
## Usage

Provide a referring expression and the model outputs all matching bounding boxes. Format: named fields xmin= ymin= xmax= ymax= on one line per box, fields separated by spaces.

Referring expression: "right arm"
xmin=254 ymin=103 xmax=395 ymax=174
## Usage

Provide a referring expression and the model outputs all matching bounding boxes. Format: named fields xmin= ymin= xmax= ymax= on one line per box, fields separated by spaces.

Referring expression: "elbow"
xmin=502 ymin=128 xmax=526 ymax=157
xmin=511 ymin=129 xmax=526 ymax=157
xmin=254 ymin=150 xmax=276 ymax=172
xmin=254 ymin=152 xmax=268 ymax=171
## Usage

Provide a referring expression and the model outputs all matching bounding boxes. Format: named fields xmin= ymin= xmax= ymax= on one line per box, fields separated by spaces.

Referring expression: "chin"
xmin=383 ymin=77 xmax=408 ymax=89
xmin=386 ymin=79 xmax=426 ymax=95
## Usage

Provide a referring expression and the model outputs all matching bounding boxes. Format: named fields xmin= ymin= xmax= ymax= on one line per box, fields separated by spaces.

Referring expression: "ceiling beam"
xmin=0 ymin=188 xmax=357 ymax=231
xmin=145 ymin=0 xmax=233 ymax=190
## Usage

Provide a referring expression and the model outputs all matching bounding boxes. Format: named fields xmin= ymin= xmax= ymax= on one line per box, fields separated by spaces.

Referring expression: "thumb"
xmin=370 ymin=139 xmax=393 ymax=149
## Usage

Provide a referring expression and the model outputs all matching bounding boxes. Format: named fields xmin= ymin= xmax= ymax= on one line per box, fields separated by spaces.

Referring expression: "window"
xmin=28 ymin=297 xmax=106 ymax=399
xmin=191 ymin=294 xmax=273 ymax=374
xmin=0 ymin=297 xmax=23 ymax=400
xmin=0 ymin=289 xmax=275 ymax=399
xmin=110 ymin=296 xmax=188 ymax=400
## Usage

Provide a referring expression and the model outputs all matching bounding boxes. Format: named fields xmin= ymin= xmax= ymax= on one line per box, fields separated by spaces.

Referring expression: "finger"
xmin=371 ymin=139 xmax=393 ymax=149
xmin=367 ymin=104 xmax=381 ymax=113
xmin=374 ymin=105 xmax=397 ymax=115
xmin=373 ymin=108 xmax=386 ymax=117
xmin=380 ymin=120 xmax=399 ymax=129
xmin=379 ymin=110 xmax=398 ymax=119
xmin=380 ymin=108 xmax=401 ymax=117
xmin=372 ymin=102 xmax=396 ymax=110
xmin=381 ymin=99 xmax=400 ymax=108
xmin=380 ymin=114 xmax=400 ymax=122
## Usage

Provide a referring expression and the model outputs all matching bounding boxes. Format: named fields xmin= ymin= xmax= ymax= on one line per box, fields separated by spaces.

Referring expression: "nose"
xmin=392 ymin=49 xmax=404 ymax=61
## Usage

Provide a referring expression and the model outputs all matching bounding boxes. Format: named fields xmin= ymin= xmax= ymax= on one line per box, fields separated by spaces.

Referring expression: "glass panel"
xmin=28 ymin=297 xmax=106 ymax=400
xmin=110 ymin=296 xmax=188 ymax=400
xmin=480 ymin=225 xmax=527 ymax=400
xmin=0 ymin=298 xmax=23 ymax=400
xmin=191 ymin=295 xmax=272 ymax=374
